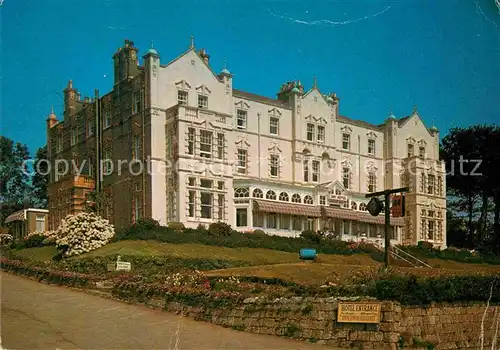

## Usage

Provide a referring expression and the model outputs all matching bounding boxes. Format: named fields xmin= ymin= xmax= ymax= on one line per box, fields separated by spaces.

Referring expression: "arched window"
xmin=291 ymin=194 xmax=301 ymax=203
xmin=359 ymin=203 xmax=367 ymax=211
xmin=304 ymin=195 xmax=313 ymax=204
xmin=279 ymin=192 xmax=289 ymax=201
xmin=266 ymin=190 xmax=276 ymax=200
xmin=252 ymin=188 xmax=263 ymax=198
xmin=351 ymin=202 xmax=357 ymax=210
xmin=234 ymin=188 xmax=249 ymax=198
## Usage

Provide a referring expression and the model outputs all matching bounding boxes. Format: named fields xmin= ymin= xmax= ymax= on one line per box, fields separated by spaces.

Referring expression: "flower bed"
xmin=0 ymin=257 xmax=96 ymax=288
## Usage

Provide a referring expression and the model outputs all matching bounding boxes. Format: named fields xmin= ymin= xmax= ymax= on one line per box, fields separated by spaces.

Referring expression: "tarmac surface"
xmin=1 ymin=272 xmax=341 ymax=349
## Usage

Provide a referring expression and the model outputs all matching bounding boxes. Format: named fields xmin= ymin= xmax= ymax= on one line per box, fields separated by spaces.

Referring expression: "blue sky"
xmin=2 ymin=0 xmax=499 ymax=154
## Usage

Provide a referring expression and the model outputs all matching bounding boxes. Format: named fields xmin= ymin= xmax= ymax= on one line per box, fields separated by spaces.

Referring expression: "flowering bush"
xmin=0 ymin=233 xmax=13 ymax=246
xmin=24 ymin=230 xmax=58 ymax=247
xmin=56 ymin=212 xmax=115 ymax=257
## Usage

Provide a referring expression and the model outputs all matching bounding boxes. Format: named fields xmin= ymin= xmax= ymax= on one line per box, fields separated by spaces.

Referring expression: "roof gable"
xmin=162 ymin=49 xmax=222 ymax=83
xmin=302 ymin=87 xmax=330 ymax=107
xmin=399 ymin=112 xmax=434 ymax=136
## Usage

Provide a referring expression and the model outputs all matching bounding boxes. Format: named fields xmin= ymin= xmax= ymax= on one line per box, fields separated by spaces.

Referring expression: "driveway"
xmin=1 ymin=272 xmax=341 ymax=349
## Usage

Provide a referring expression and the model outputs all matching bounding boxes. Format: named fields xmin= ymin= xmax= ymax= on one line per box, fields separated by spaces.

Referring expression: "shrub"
xmin=417 ymin=241 xmax=433 ymax=251
xmin=251 ymin=229 xmax=266 ymax=236
xmin=24 ymin=232 xmax=46 ymax=248
xmin=300 ymin=230 xmax=323 ymax=244
xmin=56 ymin=212 xmax=115 ymax=257
xmin=167 ymin=221 xmax=185 ymax=231
xmin=0 ymin=233 xmax=13 ymax=246
xmin=208 ymin=222 xmax=233 ymax=236
xmin=136 ymin=217 xmax=160 ymax=230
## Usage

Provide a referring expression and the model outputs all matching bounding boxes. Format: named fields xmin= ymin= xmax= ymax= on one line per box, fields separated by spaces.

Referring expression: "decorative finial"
xmin=223 ymin=59 xmax=227 ymax=69
xmin=389 ymin=107 xmax=393 ymax=115
xmin=150 ymin=40 xmax=154 ymax=49
xmin=413 ymin=104 xmax=418 ymax=113
xmin=190 ymin=36 xmax=195 ymax=49
xmin=51 ymin=105 xmax=55 ymax=114
xmin=313 ymin=76 xmax=317 ymax=88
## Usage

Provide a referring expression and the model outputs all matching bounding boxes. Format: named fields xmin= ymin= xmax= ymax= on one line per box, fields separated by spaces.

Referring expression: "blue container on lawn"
xmin=299 ymin=248 xmax=317 ymax=261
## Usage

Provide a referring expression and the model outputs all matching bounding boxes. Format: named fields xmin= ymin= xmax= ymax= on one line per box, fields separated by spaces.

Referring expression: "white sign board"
xmin=116 ymin=261 xmax=131 ymax=271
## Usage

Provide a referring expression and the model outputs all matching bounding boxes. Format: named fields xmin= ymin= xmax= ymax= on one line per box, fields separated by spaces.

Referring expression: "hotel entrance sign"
xmin=337 ymin=302 xmax=381 ymax=324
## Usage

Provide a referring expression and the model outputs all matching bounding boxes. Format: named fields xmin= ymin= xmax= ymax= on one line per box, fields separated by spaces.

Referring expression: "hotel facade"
xmin=46 ymin=39 xmax=447 ymax=248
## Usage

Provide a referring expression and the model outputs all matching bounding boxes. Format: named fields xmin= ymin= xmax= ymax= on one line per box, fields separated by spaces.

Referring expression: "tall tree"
xmin=0 ymin=136 xmax=33 ymax=223
xmin=32 ymin=146 xmax=48 ymax=208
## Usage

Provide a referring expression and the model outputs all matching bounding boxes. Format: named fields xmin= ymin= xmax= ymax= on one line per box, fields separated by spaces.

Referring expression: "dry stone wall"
xmin=139 ymin=296 xmax=500 ymax=350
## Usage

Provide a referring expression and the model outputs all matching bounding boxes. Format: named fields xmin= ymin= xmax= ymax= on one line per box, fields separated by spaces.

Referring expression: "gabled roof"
xmin=302 ymin=86 xmax=330 ymax=106
xmin=233 ymin=89 xmax=289 ymax=108
xmin=160 ymin=48 xmax=222 ymax=82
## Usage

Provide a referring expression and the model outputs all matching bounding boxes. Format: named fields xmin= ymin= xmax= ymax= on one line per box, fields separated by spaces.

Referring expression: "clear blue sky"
xmin=2 ymin=0 xmax=499 ymax=154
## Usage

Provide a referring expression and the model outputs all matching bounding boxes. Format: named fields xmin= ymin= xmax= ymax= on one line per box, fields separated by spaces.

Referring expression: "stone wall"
xmin=139 ymin=296 xmax=500 ymax=350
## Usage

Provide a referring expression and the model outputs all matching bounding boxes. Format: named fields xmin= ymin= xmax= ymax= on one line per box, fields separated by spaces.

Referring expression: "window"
xmin=216 ymin=181 xmax=224 ymax=190
xmin=132 ymin=135 xmax=140 ymax=160
xmin=292 ymin=194 xmax=301 ymax=203
xmin=253 ymin=212 xmax=264 ymax=227
xmin=360 ymin=203 xmax=367 ymax=211
xmin=368 ymin=172 xmax=376 ymax=193
xmin=304 ymin=195 xmax=313 ymax=204
xmin=88 ymin=162 xmax=94 ymax=177
xmin=200 ymin=179 xmax=213 ymax=189
xmin=253 ymin=188 xmax=263 ymax=198
xmin=279 ymin=192 xmax=289 ymax=201
xmin=71 ymin=128 xmax=77 ymax=145
xmin=236 ymin=208 xmax=248 ymax=227
xmin=199 ymin=130 xmax=212 ymax=158
xmin=234 ymin=188 xmax=249 ymax=198
xmin=266 ymin=213 xmax=277 ymax=229
xmin=188 ymin=128 xmax=195 ymax=155
xmin=279 ymin=214 xmax=290 ymax=230
xmin=198 ymin=94 xmax=208 ymax=109
xmin=217 ymin=133 xmax=225 ymax=160
xmin=188 ymin=177 xmax=196 ymax=186
xmin=303 ymin=160 xmax=309 ymax=182
xmin=237 ymin=149 xmax=247 ymax=174
xmin=320 ymin=195 xmax=326 ymax=205
xmin=307 ymin=123 xmax=314 ymax=141
xmin=133 ymin=91 xmax=141 ymax=114
xmin=368 ymin=139 xmax=375 ymax=155
xmin=134 ymin=196 xmax=142 ymax=223
xmin=351 ymin=202 xmax=357 ymax=210
xmin=270 ymin=117 xmax=279 ymax=135
xmin=218 ymin=194 xmax=225 ymax=220
xmin=104 ymin=110 xmax=112 ymax=129
xmin=200 ymin=192 xmax=213 ymax=219
xmin=236 ymin=110 xmax=247 ymax=129
xmin=428 ymin=220 xmax=435 ymax=240
xmin=407 ymin=143 xmax=414 ymax=157
xmin=437 ymin=176 xmax=443 ymax=196
xmin=178 ymin=90 xmax=188 ymax=105
xmin=266 ymin=190 xmax=276 ymax=200
xmin=188 ymin=191 xmax=196 ymax=217
xmin=342 ymin=167 xmax=350 ymax=189
xmin=103 ymin=148 xmax=112 ymax=174
xmin=427 ymin=174 xmax=435 ymax=194
xmin=87 ymin=118 xmax=94 ymax=137
xmin=35 ymin=215 xmax=46 ymax=232
xmin=342 ymin=133 xmax=350 ymax=150
xmin=292 ymin=216 xmax=302 ymax=231
xmin=317 ymin=126 xmax=325 ymax=143
xmin=312 ymin=160 xmax=320 ymax=182
xmin=419 ymin=146 xmax=425 ymax=158
xmin=270 ymin=155 xmax=279 ymax=177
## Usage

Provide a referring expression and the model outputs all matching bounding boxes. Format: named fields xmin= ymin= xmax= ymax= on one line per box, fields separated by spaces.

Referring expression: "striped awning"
xmin=5 ymin=210 xmax=25 ymax=224
xmin=322 ymin=206 xmax=405 ymax=227
xmin=253 ymin=200 xmax=321 ymax=217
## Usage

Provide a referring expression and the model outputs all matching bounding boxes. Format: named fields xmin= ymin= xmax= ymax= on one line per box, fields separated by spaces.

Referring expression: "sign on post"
xmin=116 ymin=261 xmax=132 ymax=271
xmin=337 ymin=302 xmax=381 ymax=324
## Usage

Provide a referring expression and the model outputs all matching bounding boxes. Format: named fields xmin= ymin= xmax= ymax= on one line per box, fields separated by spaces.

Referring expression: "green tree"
xmin=32 ymin=146 xmax=48 ymax=208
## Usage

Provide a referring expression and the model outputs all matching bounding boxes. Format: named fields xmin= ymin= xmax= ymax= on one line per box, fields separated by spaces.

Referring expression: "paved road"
xmin=1 ymin=272 xmax=339 ymax=349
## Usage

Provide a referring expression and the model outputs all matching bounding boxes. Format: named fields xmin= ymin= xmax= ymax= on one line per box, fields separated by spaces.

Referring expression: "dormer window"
xmin=368 ymin=139 xmax=375 ymax=155
xmin=270 ymin=117 xmax=279 ymax=135
xmin=407 ymin=144 xmax=414 ymax=158
xmin=317 ymin=126 xmax=325 ymax=143
xmin=306 ymin=123 xmax=314 ymax=141
xmin=178 ymin=90 xmax=188 ymax=105
xmin=198 ymin=94 xmax=208 ymax=109
xmin=419 ymin=146 xmax=426 ymax=158
xmin=237 ymin=109 xmax=247 ymax=130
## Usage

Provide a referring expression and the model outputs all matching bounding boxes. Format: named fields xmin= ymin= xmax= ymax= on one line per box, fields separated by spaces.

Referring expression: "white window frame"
xmin=187 ymin=128 xmax=195 ymax=155
xmin=342 ymin=133 xmax=350 ymax=151
xmin=368 ymin=172 xmax=376 ymax=193
xmin=35 ymin=215 xmax=46 ymax=232
xmin=236 ymin=208 xmax=248 ymax=227
xmin=368 ymin=139 xmax=375 ymax=155
xmin=132 ymin=135 xmax=140 ymax=160
xmin=217 ymin=133 xmax=224 ymax=160
xmin=342 ymin=167 xmax=350 ymax=189
xmin=312 ymin=160 xmax=320 ymax=182
xmin=178 ymin=90 xmax=188 ymax=106
xmin=132 ymin=91 xmax=141 ymax=114
xmin=419 ymin=146 xmax=426 ymax=158
xmin=319 ymin=195 xmax=326 ymax=205
xmin=303 ymin=160 xmax=309 ymax=182
xmin=199 ymin=130 xmax=212 ymax=158
xmin=407 ymin=143 xmax=414 ymax=158
xmin=317 ymin=125 xmax=325 ymax=143
xmin=104 ymin=110 xmax=112 ymax=129
xmin=269 ymin=117 xmax=279 ymax=135
xmin=270 ymin=155 xmax=279 ymax=178
xmin=198 ymin=94 xmax=208 ymax=109
xmin=200 ymin=192 xmax=213 ymax=219
xmin=306 ymin=123 xmax=314 ymax=141
xmin=237 ymin=109 xmax=247 ymax=130
xmin=237 ymin=149 xmax=247 ymax=174
xmin=188 ymin=190 xmax=196 ymax=217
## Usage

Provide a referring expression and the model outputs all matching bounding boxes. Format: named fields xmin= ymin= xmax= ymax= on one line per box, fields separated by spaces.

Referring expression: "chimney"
xmin=198 ymin=49 xmax=210 ymax=65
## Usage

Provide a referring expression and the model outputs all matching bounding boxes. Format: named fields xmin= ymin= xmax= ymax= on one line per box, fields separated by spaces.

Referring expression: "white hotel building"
xmin=47 ymin=39 xmax=447 ymax=248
